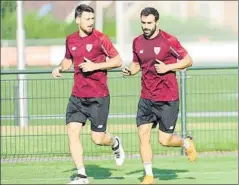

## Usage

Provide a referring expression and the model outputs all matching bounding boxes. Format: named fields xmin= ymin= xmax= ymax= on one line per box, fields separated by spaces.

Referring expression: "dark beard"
xmin=143 ymin=26 xmax=157 ymax=39
xmin=80 ymin=26 xmax=93 ymax=36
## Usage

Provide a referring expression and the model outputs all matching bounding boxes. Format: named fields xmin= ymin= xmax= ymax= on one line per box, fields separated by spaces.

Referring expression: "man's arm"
xmin=168 ymin=37 xmax=193 ymax=71
xmin=154 ymin=54 xmax=192 ymax=74
xmin=122 ymin=62 xmax=141 ymax=76
xmin=95 ymin=55 xmax=122 ymax=70
xmin=79 ymin=34 xmax=122 ymax=72
xmin=168 ymin=54 xmax=193 ymax=71
xmin=52 ymin=37 xmax=73 ymax=78
xmin=122 ymin=37 xmax=141 ymax=76
xmin=155 ymin=35 xmax=193 ymax=74
xmin=79 ymin=55 xmax=122 ymax=72
xmin=52 ymin=58 xmax=72 ymax=78
xmin=59 ymin=58 xmax=73 ymax=71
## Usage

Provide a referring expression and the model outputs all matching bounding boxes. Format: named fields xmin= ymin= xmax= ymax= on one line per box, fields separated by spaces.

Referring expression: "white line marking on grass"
xmin=222 ymin=93 xmax=238 ymax=98
xmin=1 ymin=171 xmax=238 ymax=182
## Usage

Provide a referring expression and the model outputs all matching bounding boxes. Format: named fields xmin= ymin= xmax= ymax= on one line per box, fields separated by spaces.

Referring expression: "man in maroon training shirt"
xmin=52 ymin=4 xmax=125 ymax=184
xmin=122 ymin=7 xmax=197 ymax=184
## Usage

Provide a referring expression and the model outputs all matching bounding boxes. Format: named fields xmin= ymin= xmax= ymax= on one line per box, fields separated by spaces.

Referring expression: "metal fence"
xmin=1 ymin=66 xmax=238 ymax=161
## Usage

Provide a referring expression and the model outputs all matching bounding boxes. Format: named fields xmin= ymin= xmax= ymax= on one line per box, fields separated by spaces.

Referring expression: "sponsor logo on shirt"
xmin=154 ymin=47 xmax=161 ymax=54
xmin=72 ymin=46 xmax=76 ymax=51
xmin=139 ymin=50 xmax=144 ymax=54
xmin=86 ymin=44 xmax=93 ymax=52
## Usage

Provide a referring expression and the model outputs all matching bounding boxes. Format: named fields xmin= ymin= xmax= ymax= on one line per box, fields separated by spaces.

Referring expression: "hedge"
xmin=1 ymin=11 xmax=237 ymax=41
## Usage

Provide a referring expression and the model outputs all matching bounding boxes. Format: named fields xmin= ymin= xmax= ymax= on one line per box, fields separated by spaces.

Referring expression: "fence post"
xmin=16 ymin=1 xmax=28 ymax=127
xmin=180 ymin=69 xmax=187 ymax=155
xmin=115 ymin=1 xmax=124 ymax=59
xmin=95 ymin=1 xmax=103 ymax=32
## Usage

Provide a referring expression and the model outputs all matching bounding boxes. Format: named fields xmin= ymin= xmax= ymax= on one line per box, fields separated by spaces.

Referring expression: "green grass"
xmin=1 ymin=156 xmax=238 ymax=184
xmin=1 ymin=123 xmax=238 ymax=158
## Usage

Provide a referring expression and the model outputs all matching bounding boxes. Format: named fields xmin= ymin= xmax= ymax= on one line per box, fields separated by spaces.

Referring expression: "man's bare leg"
xmin=158 ymin=130 xmax=197 ymax=162
xmin=91 ymin=131 xmax=125 ymax=166
xmin=67 ymin=122 xmax=89 ymax=184
xmin=67 ymin=122 xmax=84 ymax=170
xmin=138 ymin=123 xmax=155 ymax=184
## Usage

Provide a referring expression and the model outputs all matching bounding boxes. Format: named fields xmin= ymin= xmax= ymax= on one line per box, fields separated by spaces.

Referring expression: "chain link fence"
xmin=1 ymin=67 xmax=238 ymax=162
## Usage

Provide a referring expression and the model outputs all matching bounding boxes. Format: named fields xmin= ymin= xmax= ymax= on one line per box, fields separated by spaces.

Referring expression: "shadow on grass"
xmin=63 ymin=164 xmax=125 ymax=180
xmin=127 ymin=168 xmax=195 ymax=181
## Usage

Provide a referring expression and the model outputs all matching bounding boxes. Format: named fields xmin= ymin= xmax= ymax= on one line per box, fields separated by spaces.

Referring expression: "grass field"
xmin=1 ymin=68 xmax=238 ymax=157
xmin=1 ymin=155 xmax=238 ymax=184
xmin=1 ymin=123 xmax=238 ymax=158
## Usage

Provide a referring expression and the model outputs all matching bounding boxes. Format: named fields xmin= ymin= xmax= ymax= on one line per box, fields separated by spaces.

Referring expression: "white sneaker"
xmin=67 ymin=174 xmax=89 ymax=184
xmin=112 ymin=136 xmax=125 ymax=166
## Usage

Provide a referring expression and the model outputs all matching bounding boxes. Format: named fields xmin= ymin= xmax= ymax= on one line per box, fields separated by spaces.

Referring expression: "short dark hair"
xmin=75 ymin=4 xmax=94 ymax=19
xmin=140 ymin=7 xmax=159 ymax=21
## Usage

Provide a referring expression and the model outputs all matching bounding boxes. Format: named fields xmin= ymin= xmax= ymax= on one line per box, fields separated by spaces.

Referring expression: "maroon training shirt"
xmin=65 ymin=29 xmax=118 ymax=98
xmin=133 ymin=29 xmax=188 ymax=101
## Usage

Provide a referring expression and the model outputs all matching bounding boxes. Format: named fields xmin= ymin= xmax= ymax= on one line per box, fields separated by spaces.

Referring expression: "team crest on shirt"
xmin=154 ymin=47 xmax=161 ymax=55
xmin=86 ymin=44 xmax=93 ymax=52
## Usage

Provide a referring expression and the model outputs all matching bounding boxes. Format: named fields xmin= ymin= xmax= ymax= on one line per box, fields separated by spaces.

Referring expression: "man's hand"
xmin=122 ymin=67 xmax=132 ymax=76
xmin=52 ymin=66 xmax=62 ymax=78
xmin=154 ymin=59 xmax=170 ymax=74
xmin=78 ymin=57 xmax=98 ymax=72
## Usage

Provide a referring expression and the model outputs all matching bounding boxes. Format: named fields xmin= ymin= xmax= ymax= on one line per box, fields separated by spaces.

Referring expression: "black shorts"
xmin=66 ymin=95 xmax=110 ymax=132
xmin=136 ymin=98 xmax=179 ymax=133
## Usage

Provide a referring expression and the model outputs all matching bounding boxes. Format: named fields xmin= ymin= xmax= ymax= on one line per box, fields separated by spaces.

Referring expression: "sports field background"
xmin=1 ymin=156 xmax=238 ymax=184
xmin=1 ymin=68 xmax=238 ymax=159
xmin=1 ymin=1 xmax=238 ymax=184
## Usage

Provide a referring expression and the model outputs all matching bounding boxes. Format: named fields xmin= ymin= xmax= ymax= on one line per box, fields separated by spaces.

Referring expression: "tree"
xmin=1 ymin=1 xmax=16 ymax=18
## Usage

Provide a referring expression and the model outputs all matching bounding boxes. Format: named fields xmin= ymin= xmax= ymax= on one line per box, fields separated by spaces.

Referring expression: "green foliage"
xmin=23 ymin=12 xmax=76 ymax=39
xmin=130 ymin=14 xmax=237 ymax=41
xmin=103 ymin=19 xmax=116 ymax=41
xmin=168 ymin=15 xmax=237 ymax=40
xmin=1 ymin=1 xmax=16 ymax=18
xmin=1 ymin=10 xmax=237 ymax=41
xmin=1 ymin=11 xmax=78 ymax=40
xmin=1 ymin=11 xmax=17 ymax=39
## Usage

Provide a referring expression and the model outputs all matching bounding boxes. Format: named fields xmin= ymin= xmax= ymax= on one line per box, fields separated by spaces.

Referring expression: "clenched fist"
xmin=122 ymin=67 xmax=132 ymax=76
xmin=52 ymin=66 xmax=62 ymax=78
